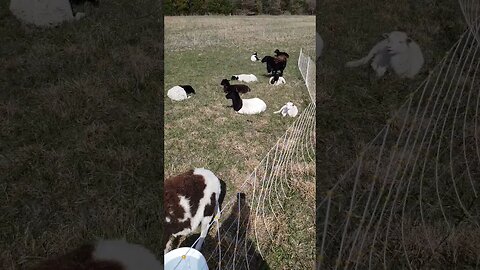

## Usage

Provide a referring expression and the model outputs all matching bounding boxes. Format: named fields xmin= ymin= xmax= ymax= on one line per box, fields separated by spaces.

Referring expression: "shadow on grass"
xmin=178 ymin=193 xmax=270 ymax=270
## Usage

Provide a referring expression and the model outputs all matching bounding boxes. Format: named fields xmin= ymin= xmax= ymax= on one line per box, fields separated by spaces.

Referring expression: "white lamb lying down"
xmin=250 ymin=52 xmax=260 ymax=62
xmin=231 ymin=74 xmax=258 ymax=83
xmin=274 ymin=102 xmax=298 ymax=117
xmin=226 ymin=90 xmax=266 ymax=115
xmin=345 ymin=31 xmax=424 ymax=79
xmin=31 ymin=239 xmax=162 ymax=270
xmin=269 ymin=74 xmax=286 ymax=85
xmin=167 ymin=85 xmax=196 ymax=101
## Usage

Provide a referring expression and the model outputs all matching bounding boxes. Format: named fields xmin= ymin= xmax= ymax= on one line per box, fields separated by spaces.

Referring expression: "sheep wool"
xmin=250 ymin=52 xmax=260 ymax=62
xmin=274 ymin=102 xmax=298 ymax=117
xmin=231 ymin=74 xmax=258 ymax=83
xmin=167 ymin=85 xmax=195 ymax=101
xmin=269 ymin=76 xmax=286 ymax=85
xmin=226 ymin=90 xmax=266 ymax=115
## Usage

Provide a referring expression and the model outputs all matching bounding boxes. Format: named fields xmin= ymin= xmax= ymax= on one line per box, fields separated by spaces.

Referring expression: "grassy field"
xmin=317 ymin=0 xmax=475 ymax=268
xmin=164 ymin=16 xmax=315 ymax=269
xmin=0 ymin=1 xmax=162 ymax=269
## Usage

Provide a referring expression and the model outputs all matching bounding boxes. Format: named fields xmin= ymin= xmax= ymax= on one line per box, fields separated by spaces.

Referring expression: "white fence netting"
xmin=317 ymin=2 xmax=480 ymax=268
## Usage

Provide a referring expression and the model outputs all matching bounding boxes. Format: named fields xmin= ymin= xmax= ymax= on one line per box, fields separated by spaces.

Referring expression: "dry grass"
xmin=0 ymin=1 xmax=162 ymax=269
xmin=164 ymin=15 xmax=315 ymax=269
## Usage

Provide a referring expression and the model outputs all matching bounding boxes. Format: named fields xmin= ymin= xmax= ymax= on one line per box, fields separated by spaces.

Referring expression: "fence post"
xmin=305 ymin=57 xmax=310 ymax=88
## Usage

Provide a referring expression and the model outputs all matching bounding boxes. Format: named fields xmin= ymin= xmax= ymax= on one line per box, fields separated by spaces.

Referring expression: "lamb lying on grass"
xmin=274 ymin=102 xmax=298 ymax=117
xmin=167 ymin=85 xmax=196 ymax=101
xmin=269 ymin=73 xmax=286 ymax=86
xmin=231 ymin=74 xmax=258 ymax=83
xmin=250 ymin=52 xmax=260 ymax=62
xmin=31 ymin=239 xmax=161 ymax=270
xmin=346 ymin=31 xmax=424 ymax=79
xmin=225 ymin=90 xmax=267 ymax=115
xmin=164 ymin=168 xmax=226 ymax=254
xmin=221 ymin=79 xmax=251 ymax=93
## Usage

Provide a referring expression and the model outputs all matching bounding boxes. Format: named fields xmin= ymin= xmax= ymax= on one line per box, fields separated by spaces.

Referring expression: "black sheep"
xmin=261 ymin=54 xmax=288 ymax=76
xmin=220 ymin=79 xmax=251 ymax=94
xmin=274 ymin=49 xmax=290 ymax=58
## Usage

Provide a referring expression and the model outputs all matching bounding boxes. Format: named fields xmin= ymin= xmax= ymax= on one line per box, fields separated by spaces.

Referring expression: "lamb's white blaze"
xmin=178 ymin=195 xmax=192 ymax=223
xmin=191 ymin=168 xmax=221 ymax=250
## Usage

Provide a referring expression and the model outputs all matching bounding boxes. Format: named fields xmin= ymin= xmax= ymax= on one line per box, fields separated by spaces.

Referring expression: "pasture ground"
xmin=317 ymin=0 xmax=474 ymax=267
xmin=1 ymin=1 xmax=162 ymax=269
xmin=164 ymin=16 xmax=315 ymax=269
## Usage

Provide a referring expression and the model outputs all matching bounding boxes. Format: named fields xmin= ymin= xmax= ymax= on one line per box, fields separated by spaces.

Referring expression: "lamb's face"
xmin=384 ymin=31 xmax=410 ymax=55
xmin=221 ymin=79 xmax=229 ymax=86
xmin=286 ymin=102 xmax=294 ymax=108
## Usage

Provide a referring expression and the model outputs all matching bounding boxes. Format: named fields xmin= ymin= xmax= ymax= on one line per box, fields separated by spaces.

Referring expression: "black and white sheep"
xmin=167 ymin=85 xmax=196 ymax=101
xmin=268 ymin=73 xmax=286 ymax=85
xmin=231 ymin=74 xmax=258 ymax=83
xmin=164 ymin=168 xmax=226 ymax=254
xmin=250 ymin=52 xmax=260 ymax=62
xmin=221 ymin=79 xmax=251 ymax=93
xmin=31 ymin=239 xmax=161 ymax=270
xmin=225 ymin=89 xmax=267 ymax=115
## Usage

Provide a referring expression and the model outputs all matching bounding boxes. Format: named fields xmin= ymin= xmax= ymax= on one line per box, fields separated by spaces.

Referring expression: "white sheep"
xmin=31 ymin=239 xmax=162 ymax=270
xmin=274 ymin=102 xmax=298 ymax=117
xmin=164 ymin=168 xmax=225 ymax=254
xmin=167 ymin=85 xmax=196 ymax=101
xmin=250 ymin=52 xmax=260 ymax=62
xmin=346 ymin=31 xmax=424 ymax=79
xmin=231 ymin=74 xmax=258 ymax=83
xmin=225 ymin=90 xmax=267 ymax=115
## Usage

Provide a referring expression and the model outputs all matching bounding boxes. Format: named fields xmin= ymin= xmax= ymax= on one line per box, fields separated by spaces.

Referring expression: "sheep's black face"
xmin=221 ymin=79 xmax=230 ymax=86
xmin=180 ymin=85 xmax=195 ymax=95
xmin=261 ymin=56 xmax=270 ymax=63
xmin=274 ymin=49 xmax=280 ymax=54
xmin=231 ymin=76 xmax=238 ymax=80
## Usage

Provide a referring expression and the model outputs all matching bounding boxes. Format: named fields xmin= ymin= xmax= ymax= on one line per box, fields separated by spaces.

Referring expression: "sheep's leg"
xmin=164 ymin=237 xmax=174 ymax=254
xmin=346 ymin=40 xmax=387 ymax=67
xmin=194 ymin=216 xmax=213 ymax=251
xmin=375 ymin=65 xmax=387 ymax=78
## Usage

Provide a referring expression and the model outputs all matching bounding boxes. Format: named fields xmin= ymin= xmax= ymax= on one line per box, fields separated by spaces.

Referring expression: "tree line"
xmin=164 ymin=0 xmax=316 ymax=15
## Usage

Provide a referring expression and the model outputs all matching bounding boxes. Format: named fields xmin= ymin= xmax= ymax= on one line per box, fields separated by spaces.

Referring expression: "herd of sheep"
xmin=26 ymin=28 xmax=428 ymax=270
xmin=163 ymin=48 xmax=302 ymax=259
xmin=166 ymin=48 xmax=298 ymax=116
